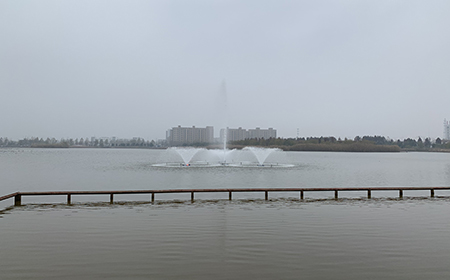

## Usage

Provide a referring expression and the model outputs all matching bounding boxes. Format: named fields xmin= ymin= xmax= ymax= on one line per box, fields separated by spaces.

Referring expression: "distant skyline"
xmin=1 ymin=1 xmax=450 ymax=141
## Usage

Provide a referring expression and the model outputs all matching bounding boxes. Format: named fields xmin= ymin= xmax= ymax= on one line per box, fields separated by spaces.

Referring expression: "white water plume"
xmin=168 ymin=147 xmax=205 ymax=165
xmin=243 ymin=147 xmax=281 ymax=165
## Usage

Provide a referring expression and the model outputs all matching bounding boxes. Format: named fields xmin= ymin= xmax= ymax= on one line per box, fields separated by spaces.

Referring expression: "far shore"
xmin=206 ymin=143 xmax=401 ymax=153
xmin=4 ymin=144 xmax=450 ymax=153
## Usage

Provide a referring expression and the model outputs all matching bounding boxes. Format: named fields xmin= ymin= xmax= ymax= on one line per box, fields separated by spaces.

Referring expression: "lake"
xmin=1 ymin=148 xmax=450 ymax=279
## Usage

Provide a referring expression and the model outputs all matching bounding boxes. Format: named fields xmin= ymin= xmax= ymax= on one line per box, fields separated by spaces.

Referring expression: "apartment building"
xmin=166 ymin=125 xmax=214 ymax=146
xmin=220 ymin=127 xmax=276 ymax=142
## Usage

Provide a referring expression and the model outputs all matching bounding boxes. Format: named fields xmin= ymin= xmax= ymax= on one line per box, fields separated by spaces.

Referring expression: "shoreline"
xmin=3 ymin=144 xmax=450 ymax=153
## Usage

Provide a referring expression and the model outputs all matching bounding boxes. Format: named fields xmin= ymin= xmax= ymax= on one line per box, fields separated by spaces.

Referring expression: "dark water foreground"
xmin=1 ymin=149 xmax=450 ymax=279
xmin=1 ymin=198 xmax=450 ymax=280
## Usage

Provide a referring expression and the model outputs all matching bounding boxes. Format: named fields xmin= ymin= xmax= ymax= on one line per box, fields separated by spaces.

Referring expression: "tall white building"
xmin=166 ymin=125 xmax=214 ymax=146
xmin=220 ymin=127 xmax=276 ymax=142
xmin=444 ymin=119 xmax=450 ymax=140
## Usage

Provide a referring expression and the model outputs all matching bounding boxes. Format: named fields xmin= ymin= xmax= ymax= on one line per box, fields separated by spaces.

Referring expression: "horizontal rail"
xmin=0 ymin=192 xmax=19 ymax=202
xmin=15 ymin=186 xmax=450 ymax=196
xmin=1 ymin=187 xmax=449 ymax=206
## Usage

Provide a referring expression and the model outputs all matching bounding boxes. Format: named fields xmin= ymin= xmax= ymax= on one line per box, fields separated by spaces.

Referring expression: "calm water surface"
xmin=1 ymin=149 xmax=450 ymax=279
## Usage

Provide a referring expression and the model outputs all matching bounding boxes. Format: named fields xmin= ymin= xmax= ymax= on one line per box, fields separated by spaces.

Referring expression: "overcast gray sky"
xmin=1 ymin=0 xmax=449 ymax=141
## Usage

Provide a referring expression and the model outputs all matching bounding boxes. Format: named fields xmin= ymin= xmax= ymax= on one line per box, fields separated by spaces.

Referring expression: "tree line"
xmin=2 ymin=135 xmax=450 ymax=152
xmin=0 ymin=137 xmax=158 ymax=148
xmin=230 ymin=136 xmax=450 ymax=152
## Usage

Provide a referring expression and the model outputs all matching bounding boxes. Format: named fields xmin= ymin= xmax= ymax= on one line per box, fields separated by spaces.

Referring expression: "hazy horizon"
xmin=0 ymin=125 xmax=446 ymax=142
xmin=1 ymin=1 xmax=449 ymax=141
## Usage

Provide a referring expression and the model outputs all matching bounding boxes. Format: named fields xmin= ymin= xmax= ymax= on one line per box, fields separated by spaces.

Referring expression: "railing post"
xmin=110 ymin=194 xmax=114 ymax=204
xmin=265 ymin=191 xmax=268 ymax=200
xmin=300 ymin=191 xmax=304 ymax=200
xmin=334 ymin=190 xmax=338 ymax=200
xmin=14 ymin=194 xmax=21 ymax=206
xmin=367 ymin=190 xmax=371 ymax=199
xmin=399 ymin=190 xmax=403 ymax=198
xmin=151 ymin=193 xmax=155 ymax=203
xmin=229 ymin=191 xmax=232 ymax=200
xmin=67 ymin=194 xmax=71 ymax=205
xmin=191 ymin=192 xmax=194 ymax=202
xmin=430 ymin=189 xmax=435 ymax=197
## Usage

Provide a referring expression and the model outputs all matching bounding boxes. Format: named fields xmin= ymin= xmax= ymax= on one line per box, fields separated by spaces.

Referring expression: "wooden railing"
xmin=1 ymin=187 xmax=450 ymax=206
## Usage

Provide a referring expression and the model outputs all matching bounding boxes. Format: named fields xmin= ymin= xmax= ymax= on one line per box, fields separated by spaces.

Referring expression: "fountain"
xmin=153 ymin=82 xmax=293 ymax=167
xmin=167 ymin=147 xmax=204 ymax=166
xmin=154 ymin=146 xmax=293 ymax=168
xmin=207 ymin=148 xmax=236 ymax=165
xmin=243 ymin=147 xmax=281 ymax=166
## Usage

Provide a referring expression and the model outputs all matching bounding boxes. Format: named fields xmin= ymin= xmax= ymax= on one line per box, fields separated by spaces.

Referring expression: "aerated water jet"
xmin=167 ymin=147 xmax=204 ymax=165
xmin=243 ymin=147 xmax=281 ymax=166
xmin=158 ymin=147 xmax=292 ymax=168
